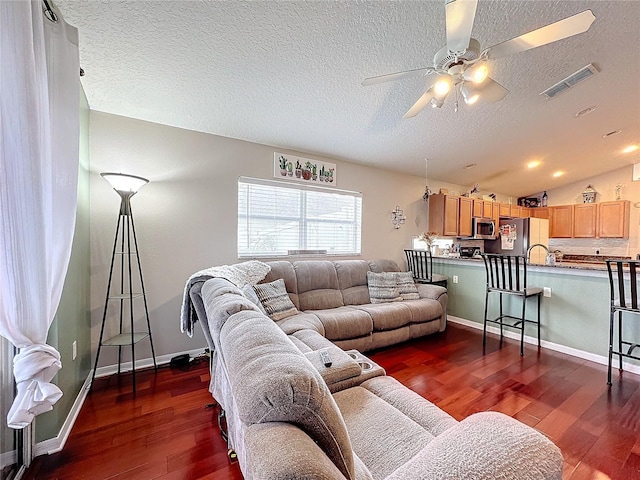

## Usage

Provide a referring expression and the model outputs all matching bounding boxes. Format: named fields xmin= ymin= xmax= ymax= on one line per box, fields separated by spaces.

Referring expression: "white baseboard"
xmin=34 ymin=346 xmax=208 ymax=457
xmin=448 ymin=315 xmax=640 ymax=376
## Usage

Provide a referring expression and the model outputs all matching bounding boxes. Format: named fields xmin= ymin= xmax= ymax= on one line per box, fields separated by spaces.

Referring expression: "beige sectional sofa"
xmin=187 ymin=259 xmax=562 ymax=479
xmin=262 ymin=259 xmax=448 ymax=352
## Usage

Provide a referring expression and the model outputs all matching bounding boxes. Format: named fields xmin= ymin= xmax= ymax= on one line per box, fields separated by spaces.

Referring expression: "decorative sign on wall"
xmin=273 ymin=152 xmax=336 ymax=186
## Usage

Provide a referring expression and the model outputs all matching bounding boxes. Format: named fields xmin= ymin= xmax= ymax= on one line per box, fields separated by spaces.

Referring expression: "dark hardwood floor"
xmin=27 ymin=323 xmax=640 ymax=479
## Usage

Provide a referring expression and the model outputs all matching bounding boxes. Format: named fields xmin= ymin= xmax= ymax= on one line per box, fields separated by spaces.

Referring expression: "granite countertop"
xmin=432 ymin=254 xmax=620 ymax=271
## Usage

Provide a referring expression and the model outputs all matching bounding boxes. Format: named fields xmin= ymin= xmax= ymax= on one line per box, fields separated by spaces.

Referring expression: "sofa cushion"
xmin=367 ymin=271 xmax=402 ymax=304
xmin=264 ymin=261 xmax=300 ymax=309
xmin=394 ymin=272 xmax=420 ymax=300
xmin=335 ymin=260 xmax=371 ymax=306
xmin=253 ymin=279 xmax=299 ymax=321
xmin=368 ymin=259 xmax=401 ymax=273
xmin=334 ymin=385 xmax=435 ymax=480
xmin=294 ymin=261 xmax=345 ymax=311
xmin=352 ymin=303 xmax=413 ymax=331
xmin=311 ymin=307 xmax=373 ymax=341
xmin=276 ymin=312 xmax=324 ymax=336
xmin=401 ymin=298 xmax=443 ymax=324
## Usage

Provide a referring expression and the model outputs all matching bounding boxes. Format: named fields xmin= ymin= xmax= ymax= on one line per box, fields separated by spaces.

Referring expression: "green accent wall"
xmin=36 ymin=87 xmax=91 ymax=443
xmin=434 ymin=258 xmax=639 ymax=366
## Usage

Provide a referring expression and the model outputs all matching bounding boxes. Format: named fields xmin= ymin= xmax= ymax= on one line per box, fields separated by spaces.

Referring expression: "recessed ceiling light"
xmin=552 ymin=171 xmax=565 ymax=178
xmin=574 ymin=106 xmax=597 ymax=118
xmin=603 ymin=130 xmax=622 ymax=138
xmin=622 ymin=145 xmax=639 ymax=154
xmin=463 ymin=163 xmax=477 ymax=170
xmin=527 ymin=160 xmax=541 ymax=169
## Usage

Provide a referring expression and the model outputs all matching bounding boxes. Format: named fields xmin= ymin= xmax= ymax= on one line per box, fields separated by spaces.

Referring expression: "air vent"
xmin=540 ymin=63 xmax=600 ymax=99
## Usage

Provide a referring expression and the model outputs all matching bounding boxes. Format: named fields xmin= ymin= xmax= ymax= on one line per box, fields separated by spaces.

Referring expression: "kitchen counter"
xmin=431 ymin=255 xmax=610 ymax=277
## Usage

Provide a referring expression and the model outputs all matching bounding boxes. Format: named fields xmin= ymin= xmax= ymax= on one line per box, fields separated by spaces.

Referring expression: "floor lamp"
xmin=91 ymin=172 xmax=156 ymax=393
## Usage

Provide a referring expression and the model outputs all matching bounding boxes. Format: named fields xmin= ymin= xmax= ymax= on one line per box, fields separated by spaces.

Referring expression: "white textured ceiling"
xmin=56 ymin=0 xmax=640 ymax=197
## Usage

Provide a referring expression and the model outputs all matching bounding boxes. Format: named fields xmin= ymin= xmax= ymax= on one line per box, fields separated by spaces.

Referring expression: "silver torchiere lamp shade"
xmin=92 ymin=172 xmax=156 ymax=393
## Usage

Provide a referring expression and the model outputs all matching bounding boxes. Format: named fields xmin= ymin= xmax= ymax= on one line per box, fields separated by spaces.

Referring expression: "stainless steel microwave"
xmin=472 ymin=217 xmax=496 ymax=239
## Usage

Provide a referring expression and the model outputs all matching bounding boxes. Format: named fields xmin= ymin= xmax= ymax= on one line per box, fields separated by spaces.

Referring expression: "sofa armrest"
xmin=415 ymin=284 xmax=447 ymax=300
xmin=416 ymin=285 xmax=448 ymax=332
xmin=244 ymin=422 xmax=351 ymax=480
xmin=305 ymin=347 xmax=362 ymax=386
xmin=385 ymin=412 xmax=562 ymax=480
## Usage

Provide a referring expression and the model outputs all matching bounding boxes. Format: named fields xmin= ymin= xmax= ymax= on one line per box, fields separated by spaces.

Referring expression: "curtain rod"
xmin=42 ymin=0 xmax=58 ymax=23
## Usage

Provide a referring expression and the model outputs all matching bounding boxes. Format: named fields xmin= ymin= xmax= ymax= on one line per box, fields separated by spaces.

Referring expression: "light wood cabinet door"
xmin=510 ymin=205 xmax=522 ymax=218
xmin=549 ymin=205 xmax=574 ymax=238
xmin=483 ymin=201 xmax=493 ymax=218
xmin=598 ymin=201 xmax=630 ymax=238
xmin=459 ymin=197 xmax=473 ymax=237
xmin=573 ymin=203 xmax=597 ymax=238
xmin=499 ymin=203 xmax=511 ymax=217
xmin=531 ymin=207 xmax=549 ymax=219
xmin=473 ymin=199 xmax=483 ymax=217
xmin=428 ymin=194 xmax=459 ymax=237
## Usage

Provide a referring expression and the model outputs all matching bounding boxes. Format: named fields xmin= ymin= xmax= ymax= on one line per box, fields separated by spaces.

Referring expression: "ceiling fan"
xmin=362 ymin=0 xmax=596 ymax=118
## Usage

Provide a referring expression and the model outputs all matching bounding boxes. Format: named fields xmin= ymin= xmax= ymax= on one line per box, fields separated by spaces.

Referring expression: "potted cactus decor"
xmin=311 ymin=164 xmax=318 ymax=181
xmin=295 ymin=160 xmax=302 ymax=178
xmin=278 ymin=155 xmax=288 ymax=176
xmin=286 ymin=162 xmax=293 ymax=176
xmin=303 ymin=161 xmax=312 ymax=180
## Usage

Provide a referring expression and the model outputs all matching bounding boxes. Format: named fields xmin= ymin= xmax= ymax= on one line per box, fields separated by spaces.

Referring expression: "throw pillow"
xmin=367 ymin=271 xmax=402 ymax=304
xmin=395 ymin=272 xmax=420 ymax=300
xmin=241 ymin=284 xmax=268 ymax=315
xmin=253 ymin=278 xmax=299 ymax=321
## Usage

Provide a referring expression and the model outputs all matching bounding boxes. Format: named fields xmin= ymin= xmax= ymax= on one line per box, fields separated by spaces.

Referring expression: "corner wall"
xmin=89 ymin=112 xmax=430 ymax=366
xmin=37 ymin=88 xmax=92 ymax=442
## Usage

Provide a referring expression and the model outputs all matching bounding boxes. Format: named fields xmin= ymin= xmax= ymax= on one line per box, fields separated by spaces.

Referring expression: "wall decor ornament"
xmin=273 ymin=152 xmax=336 ymax=186
xmin=390 ymin=205 xmax=406 ymax=229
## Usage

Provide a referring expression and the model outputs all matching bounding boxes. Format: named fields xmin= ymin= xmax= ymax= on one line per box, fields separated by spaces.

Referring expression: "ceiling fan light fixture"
xmin=430 ymin=97 xmax=444 ymax=109
xmin=463 ymin=63 xmax=489 ymax=84
xmin=461 ymin=83 xmax=479 ymax=105
xmin=433 ymin=74 xmax=453 ymax=96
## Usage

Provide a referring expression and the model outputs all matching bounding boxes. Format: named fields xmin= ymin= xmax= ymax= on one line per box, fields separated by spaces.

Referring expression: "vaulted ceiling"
xmin=56 ymin=0 xmax=640 ymax=197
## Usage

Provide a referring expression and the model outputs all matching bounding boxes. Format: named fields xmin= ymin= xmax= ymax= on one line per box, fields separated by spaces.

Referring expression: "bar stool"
xmin=404 ymin=249 xmax=448 ymax=287
xmin=605 ymin=260 xmax=640 ymax=385
xmin=481 ymin=254 xmax=543 ymax=356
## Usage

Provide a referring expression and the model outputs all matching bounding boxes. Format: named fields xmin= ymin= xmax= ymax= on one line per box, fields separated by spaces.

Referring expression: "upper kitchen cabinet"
xmin=530 ymin=207 xmax=549 ymax=219
xmin=428 ymin=194 xmax=459 ymax=237
xmin=598 ymin=200 xmax=630 ymax=238
xmin=459 ymin=197 xmax=473 ymax=237
xmin=549 ymin=205 xmax=574 ymax=238
xmin=473 ymin=199 xmax=494 ymax=218
xmin=573 ymin=203 xmax=598 ymax=238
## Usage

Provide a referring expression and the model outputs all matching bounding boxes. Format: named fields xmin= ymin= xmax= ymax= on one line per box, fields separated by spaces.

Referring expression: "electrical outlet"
xmin=72 ymin=340 xmax=77 ymax=360
xmin=453 ymin=275 xmax=459 ymax=284
xmin=543 ymin=287 xmax=552 ymax=298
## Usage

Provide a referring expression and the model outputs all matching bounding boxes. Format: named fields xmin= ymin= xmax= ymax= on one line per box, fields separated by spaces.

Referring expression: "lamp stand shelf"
xmin=91 ymin=175 xmax=156 ymax=393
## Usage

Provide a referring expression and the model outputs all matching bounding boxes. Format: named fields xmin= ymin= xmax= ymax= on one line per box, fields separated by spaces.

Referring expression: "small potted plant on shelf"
xmin=418 ymin=231 xmax=439 ymax=254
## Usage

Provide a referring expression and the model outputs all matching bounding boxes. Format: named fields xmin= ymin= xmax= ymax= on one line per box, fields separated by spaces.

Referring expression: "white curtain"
xmin=0 ymin=1 xmax=79 ymax=429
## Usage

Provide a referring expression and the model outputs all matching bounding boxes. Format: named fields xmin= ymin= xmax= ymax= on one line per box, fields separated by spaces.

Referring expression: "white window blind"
xmin=238 ymin=177 xmax=362 ymax=257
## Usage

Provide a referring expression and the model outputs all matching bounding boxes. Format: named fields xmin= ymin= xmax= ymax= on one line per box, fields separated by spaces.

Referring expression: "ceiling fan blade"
xmin=403 ymin=89 xmax=435 ymax=119
xmin=362 ymin=67 xmax=434 ymax=86
xmin=446 ymin=0 xmax=478 ymax=53
xmin=478 ymin=77 xmax=509 ymax=104
xmin=485 ymin=10 xmax=595 ymax=60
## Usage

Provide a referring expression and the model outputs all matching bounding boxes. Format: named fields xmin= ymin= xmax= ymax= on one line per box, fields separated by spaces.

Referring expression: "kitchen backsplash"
xmin=548 ymin=238 xmax=630 ymax=257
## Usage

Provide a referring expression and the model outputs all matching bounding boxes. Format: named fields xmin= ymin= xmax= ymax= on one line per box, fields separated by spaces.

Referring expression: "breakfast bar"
xmin=431 ymin=255 xmax=640 ymax=373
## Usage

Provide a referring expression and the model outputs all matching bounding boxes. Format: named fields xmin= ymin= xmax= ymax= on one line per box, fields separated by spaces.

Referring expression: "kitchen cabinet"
xmin=510 ymin=205 xmax=522 ymax=218
xmin=598 ymin=200 xmax=630 ymax=238
xmin=428 ymin=194 xmax=459 ymax=237
xmin=549 ymin=205 xmax=574 ymax=238
xmin=459 ymin=197 xmax=473 ymax=237
xmin=520 ymin=207 xmax=531 ymax=218
xmin=530 ymin=207 xmax=549 ymax=219
xmin=472 ymin=199 xmax=494 ymax=218
xmin=573 ymin=203 xmax=598 ymax=238
xmin=499 ymin=203 xmax=511 ymax=217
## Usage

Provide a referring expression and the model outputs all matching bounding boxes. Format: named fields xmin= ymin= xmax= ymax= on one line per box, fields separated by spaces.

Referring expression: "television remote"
xmin=320 ymin=350 xmax=332 ymax=367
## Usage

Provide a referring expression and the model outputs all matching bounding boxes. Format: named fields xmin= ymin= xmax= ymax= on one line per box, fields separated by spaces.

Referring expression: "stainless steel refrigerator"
xmin=484 ymin=217 xmax=549 ymax=264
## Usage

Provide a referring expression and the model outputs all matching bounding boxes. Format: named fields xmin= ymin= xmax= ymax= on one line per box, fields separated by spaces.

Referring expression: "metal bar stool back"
xmin=605 ymin=260 xmax=640 ymax=385
xmin=404 ymin=249 xmax=448 ymax=287
xmin=481 ymin=254 xmax=543 ymax=356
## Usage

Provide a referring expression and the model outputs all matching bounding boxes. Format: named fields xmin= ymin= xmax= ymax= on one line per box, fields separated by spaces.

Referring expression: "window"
xmin=238 ymin=177 xmax=362 ymax=257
